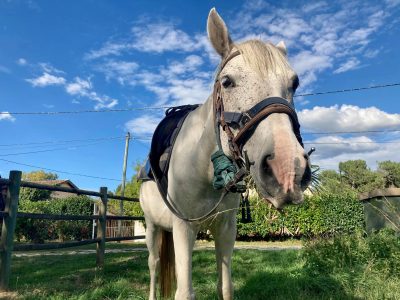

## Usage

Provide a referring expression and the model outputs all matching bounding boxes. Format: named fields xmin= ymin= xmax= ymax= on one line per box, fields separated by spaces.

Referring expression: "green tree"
xmin=318 ymin=169 xmax=353 ymax=195
xmin=20 ymin=170 xmax=58 ymax=202
xmin=378 ymin=160 xmax=400 ymax=188
xmin=110 ymin=163 xmax=143 ymax=217
xmin=339 ymin=160 xmax=384 ymax=193
xmin=22 ymin=170 xmax=58 ymax=181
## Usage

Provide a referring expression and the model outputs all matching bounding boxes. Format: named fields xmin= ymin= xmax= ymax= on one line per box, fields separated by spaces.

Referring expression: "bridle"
xmin=213 ymin=50 xmax=304 ymax=171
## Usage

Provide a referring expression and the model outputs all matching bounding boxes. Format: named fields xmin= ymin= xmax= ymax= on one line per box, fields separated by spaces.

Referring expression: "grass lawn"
xmin=5 ymin=237 xmax=400 ymax=300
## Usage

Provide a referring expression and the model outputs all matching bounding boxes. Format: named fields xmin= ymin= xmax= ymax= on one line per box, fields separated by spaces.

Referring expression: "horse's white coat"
xmin=140 ymin=8 xmax=311 ymax=300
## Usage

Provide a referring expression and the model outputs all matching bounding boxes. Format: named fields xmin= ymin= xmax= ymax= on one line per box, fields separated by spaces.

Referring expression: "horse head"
xmin=208 ymin=8 xmax=311 ymax=209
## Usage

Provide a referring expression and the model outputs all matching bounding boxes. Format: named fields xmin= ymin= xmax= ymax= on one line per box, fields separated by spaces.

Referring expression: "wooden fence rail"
xmin=0 ymin=170 xmax=145 ymax=291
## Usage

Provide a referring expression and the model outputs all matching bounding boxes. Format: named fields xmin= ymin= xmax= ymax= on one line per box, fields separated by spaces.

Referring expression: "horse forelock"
xmin=235 ymin=40 xmax=292 ymax=79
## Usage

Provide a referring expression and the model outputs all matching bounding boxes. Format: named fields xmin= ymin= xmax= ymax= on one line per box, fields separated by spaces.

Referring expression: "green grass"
xmin=6 ymin=233 xmax=400 ymax=300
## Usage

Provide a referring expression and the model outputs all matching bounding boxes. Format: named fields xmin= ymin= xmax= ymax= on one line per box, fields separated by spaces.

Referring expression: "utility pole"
xmin=119 ymin=132 xmax=131 ymax=237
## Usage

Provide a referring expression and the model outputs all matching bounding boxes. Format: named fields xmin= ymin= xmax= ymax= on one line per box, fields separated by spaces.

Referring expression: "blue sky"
xmin=0 ymin=0 xmax=400 ymax=191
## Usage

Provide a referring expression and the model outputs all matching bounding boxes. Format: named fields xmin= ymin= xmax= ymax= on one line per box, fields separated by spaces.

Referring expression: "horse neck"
xmin=195 ymin=95 xmax=218 ymax=155
xmin=176 ymin=95 xmax=217 ymax=185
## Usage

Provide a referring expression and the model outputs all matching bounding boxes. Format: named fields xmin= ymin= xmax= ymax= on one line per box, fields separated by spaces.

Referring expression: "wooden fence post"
xmin=96 ymin=187 xmax=107 ymax=269
xmin=0 ymin=170 xmax=22 ymax=291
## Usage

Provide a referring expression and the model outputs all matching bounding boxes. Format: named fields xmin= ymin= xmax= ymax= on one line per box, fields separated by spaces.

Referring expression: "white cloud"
xmin=42 ymin=104 xmax=54 ymax=109
xmin=65 ymin=77 xmax=118 ymax=109
xmin=85 ymin=42 xmax=127 ymax=60
xmin=17 ymin=58 xmax=27 ymax=66
xmin=85 ymin=21 xmax=203 ymax=60
xmin=131 ymin=54 xmax=211 ymax=106
xmin=166 ymin=55 xmax=203 ymax=75
xmin=26 ymin=72 xmax=66 ymax=87
xmin=302 ymin=1 xmax=328 ymax=13
xmin=0 ymin=112 xmax=16 ymax=122
xmin=228 ymin=1 xmax=394 ymax=90
xmin=310 ymin=138 xmax=400 ymax=170
xmin=38 ymin=62 xmax=65 ymax=74
xmin=306 ymin=135 xmax=379 ymax=159
xmin=290 ymin=51 xmax=332 ymax=86
xmin=125 ymin=114 xmax=163 ymax=137
xmin=130 ymin=22 xmax=200 ymax=53
xmin=65 ymin=77 xmax=92 ymax=96
xmin=96 ymin=60 xmax=139 ymax=84
xmin=299 ymin=105 xmax=400 ymax=132
xmin=385 ymin=0 xmax=400 ymax=7
xmin=333 ymin=57 xmax=360 ymax=73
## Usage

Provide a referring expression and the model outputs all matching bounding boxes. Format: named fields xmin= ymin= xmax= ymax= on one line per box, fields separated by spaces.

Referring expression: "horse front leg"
xmin=173 ymin=219 xmax=197 ymax=300
xmin=213 ymin=212 xmax=237 ymax=300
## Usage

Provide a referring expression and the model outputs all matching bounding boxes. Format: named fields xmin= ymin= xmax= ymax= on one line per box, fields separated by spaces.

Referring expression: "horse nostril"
xmin=265 ymin=153 xmax=275 ymax=161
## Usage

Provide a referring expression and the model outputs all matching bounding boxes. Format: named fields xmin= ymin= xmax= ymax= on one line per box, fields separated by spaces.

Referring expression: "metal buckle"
xmin=240 ymin=112 xmax=251 ymax=126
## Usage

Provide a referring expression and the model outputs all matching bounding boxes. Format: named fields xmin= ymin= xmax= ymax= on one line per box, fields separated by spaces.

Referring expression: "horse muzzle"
xmin=252 ymin=151 xmax=311 ymax=209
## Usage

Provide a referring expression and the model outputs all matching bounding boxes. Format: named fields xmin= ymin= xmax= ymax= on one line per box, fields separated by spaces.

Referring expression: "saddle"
xmin=137 ymin=105 xmax=200 ymax=197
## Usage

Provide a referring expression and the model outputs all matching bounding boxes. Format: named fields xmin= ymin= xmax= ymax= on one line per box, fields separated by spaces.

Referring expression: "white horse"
xmin=139 ymin=8 xmax=311 ymax=300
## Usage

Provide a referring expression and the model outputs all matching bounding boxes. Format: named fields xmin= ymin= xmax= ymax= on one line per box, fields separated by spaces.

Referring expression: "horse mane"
xmin=225 ymin=40 xmax=291 ymax=78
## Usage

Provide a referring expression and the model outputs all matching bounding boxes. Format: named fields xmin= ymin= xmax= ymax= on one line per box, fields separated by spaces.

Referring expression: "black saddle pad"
xmin=138 ymin=105 xmax=200 ymax=195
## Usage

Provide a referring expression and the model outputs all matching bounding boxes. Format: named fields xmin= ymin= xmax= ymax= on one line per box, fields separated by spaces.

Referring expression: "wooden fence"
xmin=0 ymin=170 xmax=145 ymax=291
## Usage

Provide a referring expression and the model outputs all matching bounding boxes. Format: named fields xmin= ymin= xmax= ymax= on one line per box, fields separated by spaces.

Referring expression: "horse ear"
xmin=207 ymin=8 xmax=233 ymax=58
xmin=276 ymin=41 xmax=287 ymax=56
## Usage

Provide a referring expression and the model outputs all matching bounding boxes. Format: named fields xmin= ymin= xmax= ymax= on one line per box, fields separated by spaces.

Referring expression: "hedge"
xmin=236 ymin=192 xmax=364 ymax=240
xmin=16 ymin=195 xmax=94 ymax=243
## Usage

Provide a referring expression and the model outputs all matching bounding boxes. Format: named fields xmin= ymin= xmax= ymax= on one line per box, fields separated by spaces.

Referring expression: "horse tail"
xmin=159 ymin=230 xmax=175 ymax=298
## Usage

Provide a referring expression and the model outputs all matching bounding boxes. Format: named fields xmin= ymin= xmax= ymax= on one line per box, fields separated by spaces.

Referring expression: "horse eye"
xmin=292 ymin=76 xmax=300 ymax=91
xmin=221 ymin=76 xmax=234 ymax=88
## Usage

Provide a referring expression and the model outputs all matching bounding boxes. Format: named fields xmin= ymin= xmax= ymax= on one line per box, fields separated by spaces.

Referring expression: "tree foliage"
xmin=318 ymin=159 xmax=400 ymax=194
xmin=20 ymin=187 xmax=52 ymax=202
xmin=236 ymin=191 xmax=364 ymax=239
xmin=338 ymin=160 xmax=385 ymax=193
xmin=22 ymin=170 xmax=58 ymax=181
xmin=16 ymin=195 xmax=93 ymax=243
xmin=20 ymin=170 xmax=58 ymax=202
xmin=378 ymin=160 xmax=400 ymax=188
xmin=109 ymin=162 xmax=143 ymax=217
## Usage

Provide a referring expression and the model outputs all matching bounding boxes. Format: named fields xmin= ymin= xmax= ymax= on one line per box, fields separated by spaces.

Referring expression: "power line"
xmin=1 ymin=82 xmax=399 ymax=116
xmin=0 ymin=139 xmax=124 ymax=157
xmin=135 ymin=136 xmax=400 ymax=145
xmin=1 ymin=106 xmax=170 ymax=115
xmin=295 ymin=82 xmax=400 ymax=97
xmin=0 ymin=158 xmax=121 ymax=181
xmin=0 ymin=136 xmax=124 ymax=147
xmin=304 ymin=141 xmax=400 ymax=145
xmin=303 ymin=129 xmax=400 ymax=135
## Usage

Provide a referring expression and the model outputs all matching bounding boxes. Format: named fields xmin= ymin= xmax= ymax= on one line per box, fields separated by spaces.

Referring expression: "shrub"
xmin=303 ymin=229 xmax=400 ymax=279
xmin=236 ymin=191 xmax=364 ymax=239
xmin=16 ymin=195 xmax=93 ymax=243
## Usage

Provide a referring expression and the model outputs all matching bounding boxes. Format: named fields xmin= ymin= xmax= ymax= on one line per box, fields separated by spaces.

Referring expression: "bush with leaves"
xmin=303 ymin=229 xmax=400 ymax=280
xmin=236 ymin=191 xmax=364 ymax=239
xmin=16 ymin=195 xmax=93 ymax=243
